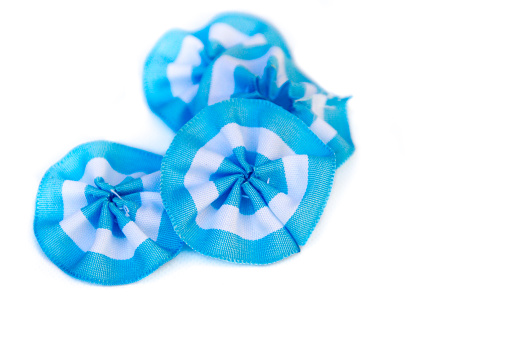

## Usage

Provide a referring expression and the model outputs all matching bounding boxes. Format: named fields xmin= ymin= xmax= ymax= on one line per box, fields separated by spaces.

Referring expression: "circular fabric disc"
xmin=161 ymin=99 xmax=336 ymax=264
xmin=143 ymin=12 xmax=290 ymax=132
xmin=34 ymin=141 xmax=184 ymax=285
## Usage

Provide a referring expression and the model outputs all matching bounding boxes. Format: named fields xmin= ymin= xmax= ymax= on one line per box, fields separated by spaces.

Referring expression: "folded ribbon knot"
xmin=91 ymin=177 xmax=134 ymax=217
xmin=231 ymin=59 xmax=298 ymax=112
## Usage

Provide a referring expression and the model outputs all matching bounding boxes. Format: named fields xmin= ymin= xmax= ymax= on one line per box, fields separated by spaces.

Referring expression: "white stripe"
xmin=62 ymin=180 xmax=88 ymax=219
xmin=88 ymin=222 xmax=147 ymax=260
xmin=59 ymin=210 xmax=96 ymax=252
xmin=255 ymin=127 xmax=295 ymax=160
xmin=141 ymin=171 xmax=161 ymax=191
xmin=79 ymin=157 xmax=145 ymax=187
xmin=208 ymin=46 xmax=288 ymax=105
xmin=268 ymin=155 xmax=308 ymax=225
xmin=184 ymin=148 xmax=231 ymax=187
xmin=167 ymin=35 xmax=204 ymax=103
xmin=134 ymin=192 xmax=164 ymax=241
xmin=311 ymin=93 xmax=328 ymax=118
xmin=196 ymin=204 xmax=284 ymax=240
xmin=88 ymin=228 xmax=134 ymax=260
xmin=60 ymin=210 xmax=149 ymax=260
xmin=208 ymin=23 xmax=267 ymax=48
xmin=187 ymin=181 xmax=219 ymax=213
xmin=309 ymin=118 xmax=338 ymax=144
xmin=122 ymin=221 xmax=149 ymax=252
xmin=212 ymin=124 xmax=296 ymax=160
xmin=301 ymin=82 xmax=318 ymax=100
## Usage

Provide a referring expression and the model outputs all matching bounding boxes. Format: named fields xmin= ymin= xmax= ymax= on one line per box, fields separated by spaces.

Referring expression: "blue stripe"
xmin=35 ymin=223 xmax=180 ymax=285
xmin=284 ymin=155 xmax=335 ymax=246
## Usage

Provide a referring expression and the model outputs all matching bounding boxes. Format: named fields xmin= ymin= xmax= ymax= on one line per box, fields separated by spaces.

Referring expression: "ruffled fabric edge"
xmin=161 ymin=99 xmax=336 ymax=264
xmin=34 ymin=141 xmax=184 ymax=285
xmin=143 ymin=12 xmax=291 ymax=132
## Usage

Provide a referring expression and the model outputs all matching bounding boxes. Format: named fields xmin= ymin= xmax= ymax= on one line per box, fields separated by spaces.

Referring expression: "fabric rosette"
xmin=143 ymin=13 xmax=354 ymax=167
xmin=34 ymin=13 xmax=354 ymax=284
xmin=193 ymin=44 xmax=355 ymax=167
xmin=144 ymin=12 xmax=290 ymax=132
xmin=34 ymin=141 xmax=183 ymax=285
xmin=161 ymin=99 xmax=336 ymax=264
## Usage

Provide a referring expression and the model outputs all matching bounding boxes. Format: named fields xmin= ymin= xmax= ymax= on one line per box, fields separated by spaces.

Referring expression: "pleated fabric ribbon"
xmin=143 ymin=12 xmax=291 ymax=132
xmin=143 ymin=12 xmax=354 ymax=167
xmin=35 ymin=13 xmax=354 ymax=285
xmin=161 ymin=99 xmax=336 ymax=264
xmin=34 ymin=141 xmax=183 ymax=285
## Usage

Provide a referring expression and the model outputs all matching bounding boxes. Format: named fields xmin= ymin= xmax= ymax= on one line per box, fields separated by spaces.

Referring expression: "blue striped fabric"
xmin=144 ymin=12 xmax=290 ymax=132
xmin=161 ymin=99 xmax=336 ymax=264
xmin=34 ymin=141 xmax=184 ymax=285
xmin=143 ymin=13 xmax=354 ymax=167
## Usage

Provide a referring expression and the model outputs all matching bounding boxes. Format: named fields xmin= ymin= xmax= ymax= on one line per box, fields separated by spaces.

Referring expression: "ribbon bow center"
xmin=93 ymin=177 xmax=131 ymax=217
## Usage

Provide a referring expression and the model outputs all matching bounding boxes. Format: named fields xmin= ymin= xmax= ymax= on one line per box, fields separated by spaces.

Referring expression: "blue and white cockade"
xmin=143 ymin=13 xmax=354 ymax=167
xmin=194 ymin=44 xmax=354 ymax=168
xmin=161 ymin=99 xmax=336 ymax=264
xmin=34 ymin=141 xmax=184 ymax=285
xmin=143 ymin=12 xmax=290 ymax=132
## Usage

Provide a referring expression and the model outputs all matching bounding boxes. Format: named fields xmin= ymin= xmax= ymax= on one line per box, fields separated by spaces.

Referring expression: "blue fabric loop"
xmin=34 ymin=141 xmax=184 ymax=285
xmin=161 ymin=99 xmax=336 ymax=264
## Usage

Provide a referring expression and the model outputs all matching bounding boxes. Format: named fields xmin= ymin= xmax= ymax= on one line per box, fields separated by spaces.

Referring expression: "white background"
xmin=1 ymin=1 xmax=508 ymax=338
